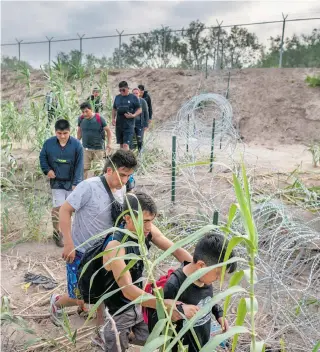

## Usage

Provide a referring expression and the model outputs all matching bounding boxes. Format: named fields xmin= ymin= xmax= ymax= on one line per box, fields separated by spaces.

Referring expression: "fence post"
xmin=116 ymin=29 xmax=124 ymax=68
xmin=171 ymin=136 xmax=177 ymax=203
xmin=213 ymin=211 xmax=219 ymax=225
xmin=279 ymin=13 xmax=288 ymax=68
xmin=186 ymin=114 xmax=190 ymax=153
xmin=46 ymin=36 xmax=54 ymax=69
xmin=215 ymin=20 xmax=223 ymax=70
xmin=77 ymin=33 xmax=85 ymax=65
xmin=209 ymin=118 xmax=216 ymax=173
xmin=15 ymin=39 xmax=23 ymax=61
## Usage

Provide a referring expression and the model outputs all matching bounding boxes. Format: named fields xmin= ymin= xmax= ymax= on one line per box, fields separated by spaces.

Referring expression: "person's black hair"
xmin=193 ymin=233 xmax=236 ymax=273
xmin=103 ymin=149 xmax=137 ymax=172
xmin=138 ymin=84 xmax=145 ymax=91
xmin=123 ymin=192 xmax=157 ymax=216
xmin=55 ymin=119 xmax=70 ymax=131
xmin=119 ymin=81 xmax=129 ymax=88
xmin=80 ymin=101 xmax=92 ymax=111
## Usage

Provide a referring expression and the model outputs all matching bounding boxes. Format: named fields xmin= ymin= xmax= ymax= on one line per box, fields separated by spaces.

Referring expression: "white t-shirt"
xmin=66 ymin=177 xmax=126 ymax=253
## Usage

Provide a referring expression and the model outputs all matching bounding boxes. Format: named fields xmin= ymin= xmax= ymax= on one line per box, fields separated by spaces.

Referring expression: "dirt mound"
xmin=1 ymin=67 xmax=320 ymax=144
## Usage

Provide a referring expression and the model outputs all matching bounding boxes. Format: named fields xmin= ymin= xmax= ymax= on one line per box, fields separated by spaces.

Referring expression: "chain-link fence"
xmin=1 ymin=16 xmax=320 ymax=70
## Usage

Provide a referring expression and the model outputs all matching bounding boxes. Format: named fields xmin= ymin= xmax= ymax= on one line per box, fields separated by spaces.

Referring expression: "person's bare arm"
xmin=151 ymin=224 xmax=193 ymax=263
xmin=59 ymin=201 xmax=76 ymax=262
xmin=104 ymin=126 xmax=112 ymax=152
xmin=104 ymin=241 xmax=158 ymax=308
xmin=112 ymin=108 xmax=117 ymax=126
xmin=77 ymin=126 xmax=82 ymax=140
xmin=104 ymin=241 xmax=198 ymax=319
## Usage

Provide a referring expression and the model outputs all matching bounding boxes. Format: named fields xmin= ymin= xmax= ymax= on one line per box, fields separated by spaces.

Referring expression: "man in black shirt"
xmin=96 ymin=192 xmax=199 ymax=351
xmin=112 ymin=81 xmax=142 ymax=151
xmin=158 ymin=233 xmax=237 ymax=351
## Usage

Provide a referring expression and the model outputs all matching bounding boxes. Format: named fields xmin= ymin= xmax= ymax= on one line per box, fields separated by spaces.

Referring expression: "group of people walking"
xmin=40 ymin=82 xmax=234 ymax=351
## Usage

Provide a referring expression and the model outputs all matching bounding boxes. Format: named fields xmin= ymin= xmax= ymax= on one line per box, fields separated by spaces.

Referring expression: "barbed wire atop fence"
xmin=1 ymin=15 xmax=320 ymax=69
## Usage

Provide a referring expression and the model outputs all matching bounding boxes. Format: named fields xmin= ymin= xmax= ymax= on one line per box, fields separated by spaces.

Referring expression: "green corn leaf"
xmin=112 ymin=293 xmax=155 ymax=317
xmin=243 ymin=269 xmax=257 ymax=284
xmin=223 ymin=270 xmax=244 ymax=319
xmin=220 ymin=236 xmax=253 ymax=288
xmin=145 ymin=318 xmax=168 ymax=345
xmin=241 ymin=162 xmax=252 ymax=216
xmin=79 ymin=241 xmax=139 ymax=280
xmin=141 ymin=335 xmax=172 ymax=352
xmin=175 ymin=257 xmax=245 ymax=303
xmin=118 ymin=259 xmax=138 ymax=279
xmin=227 ymin=203 xmax=238 ymax=228
xmin=232 ymin=298 xmax=247 ymax=352
xmin=232 ymin=173 xmax=257 ymax=250
xmin=201 ymin=326 xmax=249 ymax=352
xmin=312 ymin=340 xmax=320 ymax=352
xmin=85 ymin=277 xmax=145 ymax=323
xmin=250 ymin=340 xmax=265 ymax=352
xmin=245 ymin=297 xmax=258 ymax=316
xmin=153 ymin=225 xmax=220 ymax=267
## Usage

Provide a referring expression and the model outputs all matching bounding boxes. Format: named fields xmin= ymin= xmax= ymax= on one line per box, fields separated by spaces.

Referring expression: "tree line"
xmin=1 ymin=21 xmax=320 ymax=72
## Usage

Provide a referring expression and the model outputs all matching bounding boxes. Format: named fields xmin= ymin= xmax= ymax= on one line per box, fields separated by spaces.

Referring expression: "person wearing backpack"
xmin=77 ymin=102 xmax=112 ymax=179
xmin=148 ymin=233 xmax=236 ymax=352
xmin=39 ymin=119 xmax=83 ymax=247
xmin=49 ymin=150 xmax=137 ymax=329
xmin=85 ymin=192 xmax=198 ymax=351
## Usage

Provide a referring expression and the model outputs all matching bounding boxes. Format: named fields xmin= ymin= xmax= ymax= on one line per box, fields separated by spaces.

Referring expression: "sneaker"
xmin=53 ymin=231 xmax=64 ymax=248
xmin=91 ymin=329 xmax=105 ymax=351
xmin=49 ymin=293 xmax=63 ymax=326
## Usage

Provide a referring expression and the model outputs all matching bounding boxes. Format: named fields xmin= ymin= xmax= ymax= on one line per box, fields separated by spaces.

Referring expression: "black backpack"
xmin=77 ymin=235 xmax=114 ymax=304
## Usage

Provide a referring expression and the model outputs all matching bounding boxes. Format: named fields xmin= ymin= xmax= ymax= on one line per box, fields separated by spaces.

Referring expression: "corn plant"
xmin=219 ymin=163 xmax=265 ymax=352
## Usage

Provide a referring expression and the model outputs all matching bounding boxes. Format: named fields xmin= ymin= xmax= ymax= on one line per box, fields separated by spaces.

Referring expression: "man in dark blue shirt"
xmin=112 ymin=81 xmax=142 ymax=150
xmin=40 ymin=119 xmax=83 ymax=247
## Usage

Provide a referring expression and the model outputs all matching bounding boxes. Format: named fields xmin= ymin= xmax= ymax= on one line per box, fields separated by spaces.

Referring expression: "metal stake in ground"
xmin=213 ymin=211 xmax=219 ymax=225
xmin=186 ymin=114 xmax=190 ymax=153
xmin=209 ymin=118 xmax=216 ymax=173
xmin=171 ymin=136 xmax=177 ymax=203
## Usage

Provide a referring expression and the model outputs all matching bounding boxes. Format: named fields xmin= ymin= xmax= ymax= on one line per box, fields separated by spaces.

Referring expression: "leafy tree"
xmin=120 ymin=27 xmax=184 ymax=68
xmin=180 ymin=20 xmax=209 ymax=69
xmin=259 ymin=28 xmax=320 ymax=68
xmin=222 ymin=26 xmax=261 ymax=68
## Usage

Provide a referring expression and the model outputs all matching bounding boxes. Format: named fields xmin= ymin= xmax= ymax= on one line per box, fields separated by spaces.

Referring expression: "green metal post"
xmin=171 ymin=136 xmax=177 ymax=203
xmin=186 ymin=114 xmax=189 ymax=153
xmin=213 ymin=211 xmax=219 ymax=225
xmin=209 ymin=118 xmax=216 ymax=173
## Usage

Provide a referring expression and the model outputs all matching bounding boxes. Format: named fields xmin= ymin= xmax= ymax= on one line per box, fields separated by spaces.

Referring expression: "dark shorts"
xmin=116 ymin=125 xmax=134 ymax=145
xmin=66 ymin=251 xmax=83 ymax=299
